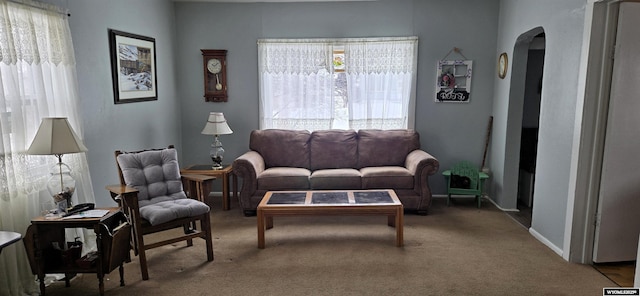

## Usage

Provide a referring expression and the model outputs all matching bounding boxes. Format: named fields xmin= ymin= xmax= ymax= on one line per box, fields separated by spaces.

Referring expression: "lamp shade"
xmin=27 ymin=117 xmax=88 ymax=155
xmin=201 ymin=112 xmax=233 ymax=135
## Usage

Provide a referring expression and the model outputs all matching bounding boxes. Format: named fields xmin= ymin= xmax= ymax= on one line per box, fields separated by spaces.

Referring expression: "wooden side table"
xmin=181 ymin=164 xmax=237 ymax=211
xmin=23 ymin=208 xmax=131 ymax=296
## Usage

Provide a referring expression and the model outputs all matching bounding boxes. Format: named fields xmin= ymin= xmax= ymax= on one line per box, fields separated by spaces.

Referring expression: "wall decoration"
xmin=435 ymin=60 xmax=473 ymax=103
xmin=109 ymin=29 xmax=157 ymax=104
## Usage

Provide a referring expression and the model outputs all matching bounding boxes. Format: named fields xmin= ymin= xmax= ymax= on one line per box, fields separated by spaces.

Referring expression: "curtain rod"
xmin=257 ymin=36 xmax=418 ymax=45
xmin=7 ymin=0 xmax=70 ymax=17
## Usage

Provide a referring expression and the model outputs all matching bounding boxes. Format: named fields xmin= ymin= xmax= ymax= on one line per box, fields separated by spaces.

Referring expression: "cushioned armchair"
xmin=106 ymin=146 xmax=215 ymax=280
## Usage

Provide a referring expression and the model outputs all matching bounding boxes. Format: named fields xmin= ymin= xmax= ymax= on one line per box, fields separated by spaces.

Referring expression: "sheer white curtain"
xmin=345 ymin=37 xmax=417 ymax=129
xmin=258 ymin=37 xmax=417 ymax=131
xmin=0 ymin=0 xmax=95 ymax=294
xmin=258 ymin=40 xmax=334 ymax=130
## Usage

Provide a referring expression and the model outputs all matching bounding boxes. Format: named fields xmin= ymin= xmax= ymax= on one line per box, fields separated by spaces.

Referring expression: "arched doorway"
xmin=506 ymin=27 xmax=545 ymax=228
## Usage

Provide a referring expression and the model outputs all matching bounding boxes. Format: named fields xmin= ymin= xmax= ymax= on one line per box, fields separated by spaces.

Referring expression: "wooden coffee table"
xmin=257 ymin=189 xmax=403 ymax=248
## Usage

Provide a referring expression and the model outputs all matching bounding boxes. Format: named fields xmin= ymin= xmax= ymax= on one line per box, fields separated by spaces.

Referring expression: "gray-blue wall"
xmin=493 ymin=0 xmax=588 ymax=254
xmin=59 ymin=0 xmax=499 ymax=206
xmin=174 ymin=0 xmax=500 ymax=197
xmin=59 ymin=0 xmax=500 ymax=206
xmin=64 ymin=0 xmax=182 ymax=207
xmin=47 ymin=0 xmax=605 ymax=263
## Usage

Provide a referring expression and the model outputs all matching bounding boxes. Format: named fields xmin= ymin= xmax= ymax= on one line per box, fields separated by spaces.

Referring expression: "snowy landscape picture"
xmin=109 ymin=30 xmax=157 ymax=104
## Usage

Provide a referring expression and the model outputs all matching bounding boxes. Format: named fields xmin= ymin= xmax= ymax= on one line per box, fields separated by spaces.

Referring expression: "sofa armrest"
xmin=405 ymin=150 xmax=439 ymax=176
xmin=405 ymin=150 xmax=440 ymax=213
xmin=232 ymin=151 xmax=266 ymax=208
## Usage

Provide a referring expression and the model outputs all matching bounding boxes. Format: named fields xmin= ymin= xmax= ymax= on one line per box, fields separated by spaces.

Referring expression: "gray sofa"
xmin=232 ymin=129 xmax=439 ymax=216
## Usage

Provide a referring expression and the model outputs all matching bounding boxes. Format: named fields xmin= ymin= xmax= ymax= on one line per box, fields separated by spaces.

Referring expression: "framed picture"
xmin=108 ymin=29 xmax=157 ymax=104
xmin=435 ymin=60 xmax=473 ymax=103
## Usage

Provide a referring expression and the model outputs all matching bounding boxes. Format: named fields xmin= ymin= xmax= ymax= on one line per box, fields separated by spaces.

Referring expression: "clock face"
xmin=207 ymin=58 xmax=222 ymax=74
xmin=498 ymin=53 xmax=508 ymax=79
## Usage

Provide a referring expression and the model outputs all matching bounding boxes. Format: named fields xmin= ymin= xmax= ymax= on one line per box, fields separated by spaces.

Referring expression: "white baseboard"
xmin=432 ymin=194 xmax=519 ymax=212
xmin=530 ymin=227 xmax=564 ymax=257
xmin=435 ymin=193 xmax=563 ymax=258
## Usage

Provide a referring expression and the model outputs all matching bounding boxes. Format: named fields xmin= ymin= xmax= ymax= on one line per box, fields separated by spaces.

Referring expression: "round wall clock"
xmin=498 ymin=52 xmax=508 ymax=79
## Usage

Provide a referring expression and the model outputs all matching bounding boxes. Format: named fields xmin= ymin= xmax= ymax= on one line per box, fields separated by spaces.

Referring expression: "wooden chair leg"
xmin=135 ymin=230 xmax=150 ymax=280
xmin=119 ymin=264 xmax=125 ymax=286
xmin=477 ymin=195 xmax=482 ymax=208
xmin=203 ymin=214 xmax=214 ymax=262
xmin=447 ymin=194 xmax=452 ymax=206
xmin=139 ymin=249 xmax=149 ymax=280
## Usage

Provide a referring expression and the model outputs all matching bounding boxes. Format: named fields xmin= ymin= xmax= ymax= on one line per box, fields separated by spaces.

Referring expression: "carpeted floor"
xmin=41 ymin=197 xmax=616 ymax=296
xmin=505 ymin=200 xmax=532 ymax=229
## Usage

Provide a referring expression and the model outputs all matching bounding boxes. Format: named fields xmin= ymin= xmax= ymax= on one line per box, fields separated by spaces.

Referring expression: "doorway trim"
xmin=563 ymin=0 xmax=619 ymax=263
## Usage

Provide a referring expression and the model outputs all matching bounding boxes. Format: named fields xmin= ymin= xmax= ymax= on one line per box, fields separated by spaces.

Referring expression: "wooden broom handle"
xmin=481 ymin=116 xmax=493 ymax=168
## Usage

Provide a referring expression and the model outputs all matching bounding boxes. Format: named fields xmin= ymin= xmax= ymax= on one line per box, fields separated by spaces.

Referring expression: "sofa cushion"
xmin=361 ymin=166 xmax=414 ymax=189
xmin=250 ymin=129 xmax=311 ymax=169
xmin=310 ymin=130 xmax=358 ymax=171
xmin=310 ymin=168 xmax=361 ymax=189
xmin=258 ymin=167 xmax=311 ymax=190
xmin=357 ymin=129 xmax=420 ymax=168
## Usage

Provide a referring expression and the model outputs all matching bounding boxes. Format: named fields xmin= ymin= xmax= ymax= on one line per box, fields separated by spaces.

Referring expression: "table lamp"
xmin=201 ymin=112 xmax=233 ymax=170
xmin=27 ymin=117 xmax=88 ymax=212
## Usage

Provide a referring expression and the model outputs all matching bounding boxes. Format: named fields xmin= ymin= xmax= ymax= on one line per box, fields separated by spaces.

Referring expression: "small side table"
xmin=23 ymin=208 xmax=131 ymax=296
xmin=0 ymin=231 xmax=21 ymax=254
xmin=181 ymin=164 xmax=237 ymax=211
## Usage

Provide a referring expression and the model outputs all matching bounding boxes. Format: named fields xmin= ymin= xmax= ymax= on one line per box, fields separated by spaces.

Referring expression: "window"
xmin=258 ymin=37 xmax=418 ymax=131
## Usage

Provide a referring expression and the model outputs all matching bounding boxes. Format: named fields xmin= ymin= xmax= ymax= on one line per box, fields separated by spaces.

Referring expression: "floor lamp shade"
xmin=27 ymin=118 xmax=88 ymax=212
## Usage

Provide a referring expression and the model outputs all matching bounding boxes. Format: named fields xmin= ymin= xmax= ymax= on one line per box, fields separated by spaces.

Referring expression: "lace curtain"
xmin=257 ymin=37 xmax=417 ymax=131
xmin=0 ymin=1 xmax=96 ymax=294
xmin=258 ymin=40 xmax=334 ymax=130
xmin=345 ymin=38 xmax=417 ymax=129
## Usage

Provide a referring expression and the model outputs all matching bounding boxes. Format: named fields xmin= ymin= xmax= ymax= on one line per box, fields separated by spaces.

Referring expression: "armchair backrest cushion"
xmin=310 ymin=129 xmax=358 ymax=170
xmin=357 ymin=129 xmax=420 ymax=168
xmin=116 ymin=148 xmax=187 ymax=208
xmin=250 ymin=129 xmax=311 ymax=169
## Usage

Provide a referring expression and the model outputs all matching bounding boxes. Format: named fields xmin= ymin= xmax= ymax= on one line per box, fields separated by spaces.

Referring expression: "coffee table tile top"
xmin=354 ymin=191 xmax=393 ymax=203
xmin=312 ymin=192 xmax=349 ymax=204
xmin=267 ymin=192 xmax=306 ymax=204
xmin=265 ymin=190 xmax=395 ymax=205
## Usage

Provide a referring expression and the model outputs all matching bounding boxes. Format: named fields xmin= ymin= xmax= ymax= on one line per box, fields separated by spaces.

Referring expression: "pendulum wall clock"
xmin=201 ymin=49 xmax=228 ymax=102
